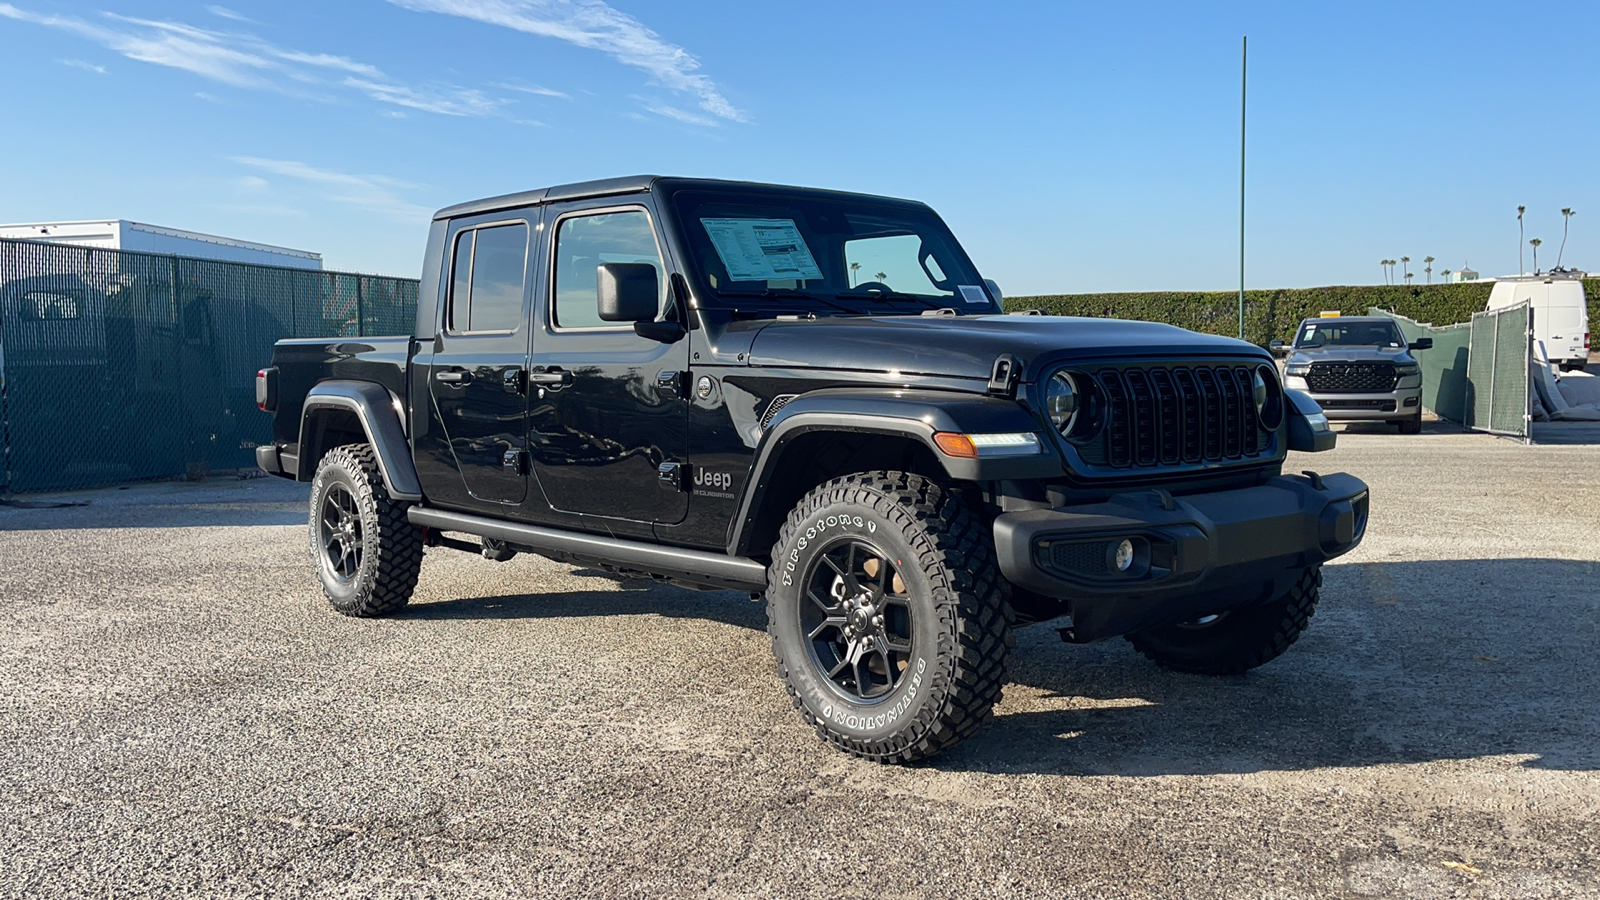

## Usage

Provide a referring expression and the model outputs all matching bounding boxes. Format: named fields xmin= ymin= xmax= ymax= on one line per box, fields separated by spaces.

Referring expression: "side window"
xmin=842 ymin=233 xmax=946 ymax=295
xmin=552 ymin=210 xmax=665 ymax=329
xmin=447 ymin=222 xmax=529 ymax=333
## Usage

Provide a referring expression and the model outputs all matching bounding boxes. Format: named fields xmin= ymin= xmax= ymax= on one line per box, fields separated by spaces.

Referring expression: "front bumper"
xmin=1305 ymin=387 xmax=1420 ymax=421
xmin=993 ymin=472 xmax=1369 ymax=641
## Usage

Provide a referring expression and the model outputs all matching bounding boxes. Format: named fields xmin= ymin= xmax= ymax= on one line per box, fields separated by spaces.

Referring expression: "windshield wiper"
xmin=838 ymin=289 xmax=962 ymax=312
xmin=716 ymin=288 xmax=867 ymax=316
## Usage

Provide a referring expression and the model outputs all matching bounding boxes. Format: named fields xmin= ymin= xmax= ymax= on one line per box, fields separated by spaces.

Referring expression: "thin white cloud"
xmin=206 ymin=5 xmax=253 ymax=23
xmin=1 ymin=3 xmax=522 ymax=121
xmin=646 ymin=104 xmax=716 ymax=127
xmin=493 ymin=81 xmax=570 ymax=100
xmin=59 ymin=57 xmax=106 ymax=74
xmin=343 ymin=77 xmax=507 ymax=117
xmin=388 ymin=0 xmax=743 ymax=123
xmin=231 ymin=156 xmax=433 ymax=223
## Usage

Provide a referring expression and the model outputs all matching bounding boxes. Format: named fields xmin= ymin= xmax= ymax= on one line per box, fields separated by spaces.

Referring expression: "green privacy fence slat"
xmin=1368 ymin=307 xmax=1472 ymax=424
xmin=0 ymin=236 xmax=419 ymax=494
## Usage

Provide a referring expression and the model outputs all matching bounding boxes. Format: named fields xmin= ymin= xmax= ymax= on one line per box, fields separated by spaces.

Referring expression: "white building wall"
xmin=0 ymin=220 xmax=323 ymax=270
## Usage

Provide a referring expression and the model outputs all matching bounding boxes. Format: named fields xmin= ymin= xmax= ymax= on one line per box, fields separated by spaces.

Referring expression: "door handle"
xmin=435 ymin=368 xmax=472 ymax=384
xmin=528 ymin=366 xmax=573 ymax=386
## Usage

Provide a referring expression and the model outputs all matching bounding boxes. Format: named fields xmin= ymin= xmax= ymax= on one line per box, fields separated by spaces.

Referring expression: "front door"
xmin=526 ymin=200 xmax=689 ymax=532
xmin=422 ymin=214 xmax=534 ymax=509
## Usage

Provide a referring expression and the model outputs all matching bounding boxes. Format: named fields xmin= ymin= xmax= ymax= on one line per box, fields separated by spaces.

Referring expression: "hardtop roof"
xmin=431 ymin=175 xmax=931 ymax=221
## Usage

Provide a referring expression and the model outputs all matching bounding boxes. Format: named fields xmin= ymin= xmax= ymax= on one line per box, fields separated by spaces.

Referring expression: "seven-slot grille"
xmin=1305 ymin=362 xmax=1397 ymax=393
xmin=1083 ymin=364 xmax=1270 ymax=469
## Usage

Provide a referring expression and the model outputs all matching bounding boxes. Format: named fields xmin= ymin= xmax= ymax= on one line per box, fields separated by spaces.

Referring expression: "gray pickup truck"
xmin=1274 ymin=316 xmax=1433 ymax=434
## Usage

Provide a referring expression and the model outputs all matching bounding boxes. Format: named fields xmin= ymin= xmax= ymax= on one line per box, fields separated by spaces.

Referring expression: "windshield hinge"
xmin=986 ymin=353 xmax=1021 ymax=398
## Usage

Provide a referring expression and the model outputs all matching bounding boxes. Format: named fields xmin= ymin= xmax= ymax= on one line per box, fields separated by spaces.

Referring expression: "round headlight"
xmin=1254 ymin=365 xmax=1283 ymax=429
xmin=1045 ymin=372 xmax=1079 ymax=433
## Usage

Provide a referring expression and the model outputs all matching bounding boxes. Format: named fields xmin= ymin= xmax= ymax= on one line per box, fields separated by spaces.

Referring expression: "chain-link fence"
xmin=0 ymin=237 xmax=418 ymax=494
xmin=1371 ymin=303 xmax=1531 ymax=440
xmin=1465 ymin=301 xmax=1531 ymax=439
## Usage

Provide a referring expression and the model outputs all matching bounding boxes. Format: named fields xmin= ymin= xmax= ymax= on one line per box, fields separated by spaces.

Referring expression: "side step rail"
xmin=406 ymin=506 xmax=769 ymax=592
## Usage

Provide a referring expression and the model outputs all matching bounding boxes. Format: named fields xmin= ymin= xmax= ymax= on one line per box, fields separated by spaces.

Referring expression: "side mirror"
xmin=1269 ymin=339 xmax=1287 ymax=357
xmin=597 ymin=263 xmax=659 ymax=323
xmin=1409 ymin=337 xmax=1434 ymax=351
xmin=983 ymin=279 xmax=1004 ymax=303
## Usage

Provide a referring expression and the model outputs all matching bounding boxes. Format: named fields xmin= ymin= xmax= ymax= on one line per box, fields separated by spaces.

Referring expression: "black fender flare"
xmin=297 ymin=380 xmax=424 ymax=501
xmin=726 ymin=388 xmax=1062 ymax=556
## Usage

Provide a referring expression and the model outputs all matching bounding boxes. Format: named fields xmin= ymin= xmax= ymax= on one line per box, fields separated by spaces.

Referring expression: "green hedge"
xmin=1007 ymin=279 xmax=1600 ymax=347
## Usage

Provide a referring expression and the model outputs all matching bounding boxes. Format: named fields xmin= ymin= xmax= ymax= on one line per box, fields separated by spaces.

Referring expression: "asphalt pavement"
xmin=2 ymin=425 xmax=1597 ymax=899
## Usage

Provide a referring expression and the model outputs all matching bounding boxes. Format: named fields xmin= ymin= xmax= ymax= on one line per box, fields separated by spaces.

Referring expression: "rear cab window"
xmin=447 ymin=222 xmax=530 ymax=333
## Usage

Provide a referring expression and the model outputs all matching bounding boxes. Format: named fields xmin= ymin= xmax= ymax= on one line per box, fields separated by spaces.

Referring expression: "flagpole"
xmin=1239 ymin=35 xmax=1247 ymax=341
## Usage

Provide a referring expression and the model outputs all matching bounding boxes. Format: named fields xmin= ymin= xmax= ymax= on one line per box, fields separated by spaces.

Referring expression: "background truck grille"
xmin=1080 ymin=364 xmax=1271 ymax=470
xmin=1306 ymin=362 xmax=1397 ymax=393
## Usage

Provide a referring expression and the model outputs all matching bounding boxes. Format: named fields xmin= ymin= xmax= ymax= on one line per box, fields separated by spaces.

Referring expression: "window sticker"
xmin=701 ymin=218 xmax=824 ymax=282
xmin=957 ymin=284 xmax=989 ymax=306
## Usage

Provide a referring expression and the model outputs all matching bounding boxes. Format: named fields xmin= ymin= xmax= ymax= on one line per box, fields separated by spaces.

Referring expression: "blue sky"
xmin=2 ymin=1 xmax=1596 ymax=293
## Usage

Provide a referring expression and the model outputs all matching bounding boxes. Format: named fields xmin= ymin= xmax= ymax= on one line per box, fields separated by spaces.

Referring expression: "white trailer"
xmin=0 ymin=219 xmax=322 ymax=270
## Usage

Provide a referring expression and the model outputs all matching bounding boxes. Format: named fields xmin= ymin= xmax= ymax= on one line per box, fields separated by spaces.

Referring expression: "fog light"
xmin=1111 ymin=538 xmax=1135 ymax=572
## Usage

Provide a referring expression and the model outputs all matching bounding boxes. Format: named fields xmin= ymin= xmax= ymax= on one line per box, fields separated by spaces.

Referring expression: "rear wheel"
xmin=766 ymin=471 xmax=1013 ymax=763
xmin=309 ymin=444 xmax=423 ymax=617
xmin=1125 ymin=567 xmax=1320 ymax=675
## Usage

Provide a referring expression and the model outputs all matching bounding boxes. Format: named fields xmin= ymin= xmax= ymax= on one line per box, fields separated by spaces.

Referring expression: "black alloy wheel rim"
xmin=799 ymin=538 xmax=914 ymax=702
xmin=319 ymin=484 xmax=364 ymax=583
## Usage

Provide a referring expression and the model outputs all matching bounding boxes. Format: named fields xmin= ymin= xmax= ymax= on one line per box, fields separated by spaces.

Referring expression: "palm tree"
xmin=1558 ymin=207 xmax=1576 ymax=268
xmin=1441 ymin=268 xmax=1452 ymax=282
xmin=1400 ymin=256 xmax=1410 ymax=282
xmin=1530 ymin=237 xmax=1542 ymax=273
xmin=874 ymin=271 xmax=887 ymax=282
xmin=1424 ymin=255 xmax=1435 ymax=284
xmin=849 ymin=261 xmax=861 ymax=286
xmin=1404 ymin=271 xmax=1414 ymax=285
xmin=1379 ymin=259 xmax=1387 ymax=284
xmin=1517 ymin=205 xmax=1526 ymax=272
xmin=1382 ymin=259 xmax=1395 ymax=284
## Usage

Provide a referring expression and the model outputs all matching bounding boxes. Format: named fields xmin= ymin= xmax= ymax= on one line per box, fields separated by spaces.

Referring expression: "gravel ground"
xmin=2 ymin=426 xmax=1598 ymax=899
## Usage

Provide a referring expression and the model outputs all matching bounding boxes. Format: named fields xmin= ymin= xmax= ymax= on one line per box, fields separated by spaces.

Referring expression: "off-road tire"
xmin=766 ymin=471 xmax=1013 ymax=763
xmin=1125 ymin=567 xmax=1321 ymax=675
xmin=309 ymin=443 xmax=423 ymax=617
xmin=1399 ymin=410 xmax=1423 ymax=434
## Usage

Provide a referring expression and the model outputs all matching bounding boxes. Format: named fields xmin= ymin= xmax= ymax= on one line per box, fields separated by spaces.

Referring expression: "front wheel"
xmin=1124 ymin=567 xmax=1321 ymax=675
xmin=1399 ymin=409 xmax=1423 ymax=434
xmin=766 ymin=471 xmax=1013 ymax=763
xmin=309 ymin=444 xmax=423 ymax=617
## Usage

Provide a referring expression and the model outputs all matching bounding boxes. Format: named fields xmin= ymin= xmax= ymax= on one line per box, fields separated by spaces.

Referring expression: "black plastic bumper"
xmin=993 ymin=472 xmax=1369 ymax=641
xmin=256 ymin=444 xmax=299 ymax=480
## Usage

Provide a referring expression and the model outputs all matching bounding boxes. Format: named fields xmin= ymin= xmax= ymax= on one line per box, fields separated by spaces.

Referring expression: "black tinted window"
xmin=448 ymin=223 xmax=528 ymax=332
xmin=552 ymin=210 xmax=664 ymax=328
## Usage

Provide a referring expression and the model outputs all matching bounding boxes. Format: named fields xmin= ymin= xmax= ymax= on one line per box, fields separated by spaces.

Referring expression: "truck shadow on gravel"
xmin=403 ymin=557 xmax=1599 ymax=777
xmin=939 ymin=557 xmax=1600 ymax=776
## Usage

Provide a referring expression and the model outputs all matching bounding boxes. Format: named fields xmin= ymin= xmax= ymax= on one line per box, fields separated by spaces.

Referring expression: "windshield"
xmin=1295 ymin=320 xmax=1405 ymax=349
xmin=670 ymin=189 xmax=996 ymax=314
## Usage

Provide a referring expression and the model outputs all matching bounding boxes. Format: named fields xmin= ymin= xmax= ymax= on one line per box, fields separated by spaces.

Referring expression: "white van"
xmin=1485 ymin=273 xmax=1590 ymax=370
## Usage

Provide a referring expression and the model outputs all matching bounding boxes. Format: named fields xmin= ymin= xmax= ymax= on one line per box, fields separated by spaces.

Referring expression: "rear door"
xmin=420 ymin=212 xmax=536 ymax=510
xmin=524 ymin=197 xmax=689 ymax=536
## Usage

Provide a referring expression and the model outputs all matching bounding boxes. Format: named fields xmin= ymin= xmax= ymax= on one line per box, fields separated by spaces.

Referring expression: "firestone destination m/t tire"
xmin=308 ymin=443 xmax=423 ymax=617
xmin=766 ymin=471 xmax=1013 ymax=764
xmin=1124 ymin=566 xmax=1321 ymax=675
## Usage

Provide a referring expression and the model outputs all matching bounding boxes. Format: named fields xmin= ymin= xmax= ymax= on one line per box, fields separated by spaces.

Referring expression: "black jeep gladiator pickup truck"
xmin=255 ymin=176 xmax=1368 ymax=763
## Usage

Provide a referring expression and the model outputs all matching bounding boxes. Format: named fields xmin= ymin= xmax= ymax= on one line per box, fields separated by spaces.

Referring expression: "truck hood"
xmin=745 ymin=314 xmax=1268 ymax=381
xmin=1286 ymin=345 xmax=1418 ymax=367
